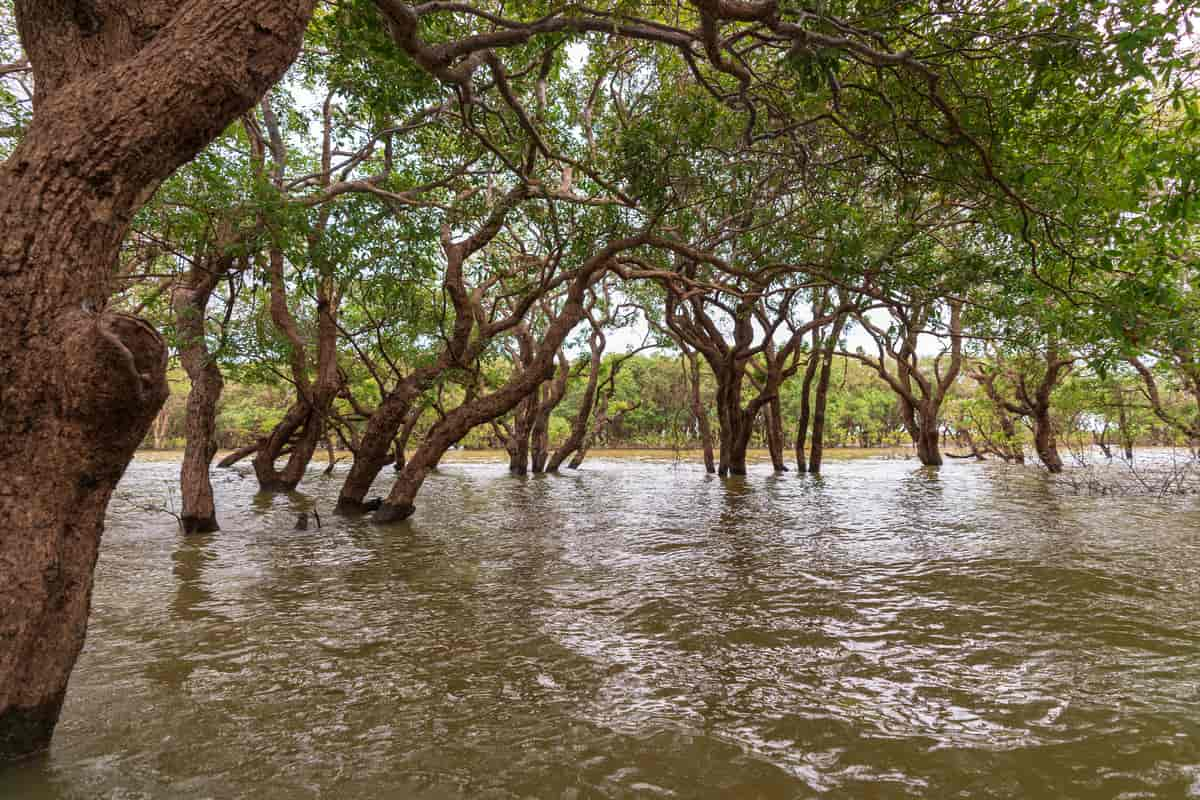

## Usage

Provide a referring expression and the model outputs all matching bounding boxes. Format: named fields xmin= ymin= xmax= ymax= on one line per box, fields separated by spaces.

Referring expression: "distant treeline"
xmin=142 ymin=352 xmax=1191 ymax=460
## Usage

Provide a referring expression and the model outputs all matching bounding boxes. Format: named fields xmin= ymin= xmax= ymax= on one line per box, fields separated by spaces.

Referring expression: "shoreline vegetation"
xmin=133 ymin=445 xmax=915 ymax=464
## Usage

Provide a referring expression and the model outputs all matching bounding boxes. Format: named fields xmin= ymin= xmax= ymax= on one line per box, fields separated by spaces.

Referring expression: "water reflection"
xmin=4 ymin=454 xmax=1200 ymax=799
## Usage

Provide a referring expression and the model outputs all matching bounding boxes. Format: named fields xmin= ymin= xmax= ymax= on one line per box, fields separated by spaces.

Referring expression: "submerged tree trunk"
xmin=505 ymin=396 xmax=535 ymax=475
xmin=915 ymin=421 xmax=943 ymax=467
xmin=685 ymin=352 xmax=717 ymax=474
xmin=717 ymin=389 xmax=756 ymax=477
xmin=252 ymin=249 xmax=341 ymax=492
xmin=173 ymin=257 xmax=228 ymax=533
xmin=1032 ymin=409 xmax=1063 ymax=473
xmin=569 ymin=391 xmax=608 ymax=470
xmin=530 ymin=354 xmax=570 ymax=474
xmin=253 ymin=401 xmax=322 ymax=491
xmin=794 ymin=347 xmax=819 ymax=473
xmin=903 ymin=399 xmax=944 ymax=467
xmin=808 ymin=315 xmax=845 ymax=475
xmin=0 ymin=0 xmax=313 ymax=760
xmin=765 ymin=396 xmax=788 ymax=472
xmin=548 ymin=334 xmax=604 ymax=473
xmin=336 ymin=379 xmax=427 ymax=512
xmin=372 ymin=238 xmax=648 ymax=522
xmin=217 ymin=442 xmax=260 ymax=468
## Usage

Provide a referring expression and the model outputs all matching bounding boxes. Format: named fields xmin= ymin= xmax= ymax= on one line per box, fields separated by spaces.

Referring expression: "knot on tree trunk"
xmin=56 ymin=310 xmax=168 ymax=442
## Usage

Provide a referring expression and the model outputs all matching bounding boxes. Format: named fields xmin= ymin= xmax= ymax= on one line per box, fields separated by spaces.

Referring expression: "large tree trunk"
xmin=505 ymin=396 xmax=534 ymax=475
xmin=914 ymin=419 xmax=944 ymax=467
xmin=714 ymin=371 xmax=755 ymax=476
xmin=717 ymin=406 xmax=755 ymax=476
xmin=1032 ymin=409 xmax=1063 ymax=473
xmin=173 ymin=259 xmax=226 ymax=533
xmin=0 ymin=0 xmax=313 ymax=760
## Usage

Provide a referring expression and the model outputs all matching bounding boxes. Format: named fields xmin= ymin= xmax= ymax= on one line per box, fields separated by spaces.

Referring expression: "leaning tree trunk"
xmin=547 ymin=344 xmax=602 ymax=473
xmin=0 ymin=0 xmax=313 ymax=760
xmin=570 ymin=391 xmax=610 ymax=469
xmin=172 ymin=260 xmax=226 ymax=533
xmin=217 ymin=442 xmax=260 ymax=468
xmin=252 ymin=401 xmax=321 ymax=491
xmin=335 ymin=378 xmax=426 ymax=512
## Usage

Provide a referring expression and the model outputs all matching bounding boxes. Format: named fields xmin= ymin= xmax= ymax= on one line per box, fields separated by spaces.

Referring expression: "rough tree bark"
xmin=0 ymin=0 xmax=314 ymax=760
xmin=504 ymin=395 xmax=536 ymax=475
xmin=173 ymin=253 xmax=232 ymax=533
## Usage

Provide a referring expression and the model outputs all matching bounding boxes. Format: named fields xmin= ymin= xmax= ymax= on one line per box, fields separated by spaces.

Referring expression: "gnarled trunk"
xmin=0 ymin=0 xmax=313 ymax=760
xmin=253 ymin=249 xmax=341 ymax=492
xmin=505 ymin=396 xmax=535 ymax=475
xmin=717 ymin=402 xmax=755 ymax=477
xmin=372 ymin=236 xmax=645 ymax=522
xmin=1032 ymin=409 xmax=1063 ymax=473
xmin=902 ymin=399 xmax=944 ymax=467
xmin=548 ymin=340 xmax=603 ymax=473
xmin=335 ymin=379 xmax=425 ymax=512
xmin=253 ymin=401 xmax=322 ymax=491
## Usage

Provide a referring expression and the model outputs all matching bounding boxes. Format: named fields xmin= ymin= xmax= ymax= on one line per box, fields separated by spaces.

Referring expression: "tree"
xmin=0 ymin=0 xmax=314 ymax=760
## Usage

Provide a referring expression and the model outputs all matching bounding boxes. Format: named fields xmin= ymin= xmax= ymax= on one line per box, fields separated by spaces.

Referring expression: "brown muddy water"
xmin=4 ymin=455 xmax=1200 ymax=799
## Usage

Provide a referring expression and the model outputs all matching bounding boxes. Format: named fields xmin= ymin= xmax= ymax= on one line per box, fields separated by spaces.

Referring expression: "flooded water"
xmin=4 ymin=455 xmax=1200 ymax=798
